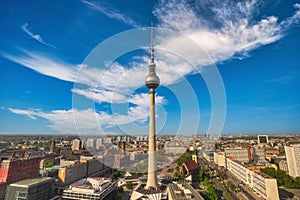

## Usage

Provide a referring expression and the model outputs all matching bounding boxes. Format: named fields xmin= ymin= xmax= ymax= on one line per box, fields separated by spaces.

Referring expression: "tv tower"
xmin=145 ymin=23 xmax=160 ymax=190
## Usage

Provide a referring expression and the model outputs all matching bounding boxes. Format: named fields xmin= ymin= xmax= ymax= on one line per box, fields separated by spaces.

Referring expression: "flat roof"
xmin=10 ymin=177 xmax=53 ymax=187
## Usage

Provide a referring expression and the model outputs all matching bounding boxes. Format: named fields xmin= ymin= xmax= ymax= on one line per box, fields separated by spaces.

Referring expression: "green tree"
xmin=174 ymin=171 xmax=179 ymax=177
xmin=199 ymin=169 xmax=205 ymax=182
xmin=227 ymin=181 xmax=236 ymax=192
xmin=126 ymin=181 xmax=133 ymax=189
xmin=44 ymin=160 xmax=55 ymax=168
xmin=203 ymin=177 xmax=210 ymax=186
xmin=206 ymin=184 xmax=218 ymax=200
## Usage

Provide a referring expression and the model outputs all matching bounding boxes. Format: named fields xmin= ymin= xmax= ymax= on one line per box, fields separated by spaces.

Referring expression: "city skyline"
xmin=1 ymin=0 xmax=300 ymax=136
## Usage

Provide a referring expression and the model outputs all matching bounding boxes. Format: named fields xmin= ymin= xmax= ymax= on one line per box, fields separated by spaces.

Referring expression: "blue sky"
xmin=0 ymin=0 xmax=299 ymax=136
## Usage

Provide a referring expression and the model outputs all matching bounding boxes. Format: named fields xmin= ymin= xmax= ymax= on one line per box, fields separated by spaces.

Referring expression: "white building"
xmin=225 ymin=147 xmax=265 ymax=163
xmin=226 ymin=158 xmax=279 ymax=200
xmin=285 ymin=144 xmax=300 ymax=178
xmin=71 ymin=139 xmax=82 ymax=151
xmin=279 ymin=160 xmax=289 ymax=173
xmin=62 ymin=177 xmax=115 ymax=200
xmin=214 ymin=152 xmax=225 ymax=167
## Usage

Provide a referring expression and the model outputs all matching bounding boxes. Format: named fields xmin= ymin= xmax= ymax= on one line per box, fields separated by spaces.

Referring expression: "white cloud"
xmin=2 ymin=50 xmax=78 ymax=82
xmin=8 ymin=108 xmax=132 ymax=135
xmin=82 ymin=0 xmax=139 ymax=27
xmin=154 ymin=0 xmax=300 ymax=64
xmin=6 ymin=1 xmax=300 ymax=134
xmin=21 ymin=23 xmax=55 ymax=48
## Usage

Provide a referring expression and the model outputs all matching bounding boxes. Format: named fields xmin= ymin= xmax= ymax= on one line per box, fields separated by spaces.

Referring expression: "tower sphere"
xmin=145 ymin=62 xmax=160 ymax=89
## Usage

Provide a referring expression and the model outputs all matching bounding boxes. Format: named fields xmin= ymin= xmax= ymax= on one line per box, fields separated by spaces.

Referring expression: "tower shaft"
xmin=145 ymin=88 xmax=159 ymax=190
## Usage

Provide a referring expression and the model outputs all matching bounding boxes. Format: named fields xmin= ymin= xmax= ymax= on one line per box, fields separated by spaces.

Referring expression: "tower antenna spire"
xmin=151 ymin=22 xmax=154 ymax=63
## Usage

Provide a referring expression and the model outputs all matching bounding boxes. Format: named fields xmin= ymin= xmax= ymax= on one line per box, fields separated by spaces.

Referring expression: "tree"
xmin=227 ymin=180 xmax=236 ymax=192
xmin=174 ymin=171 xmax=179 ymax=177
xmin=126 ymin=181 xmax=133 ymax=190
xmin=203 ymin=177 xmax=210 ymax=186
xmin=206 ymin=184 xmax=218 ymax=200
xmin=199 ymin=169 xmax=205 ymax=182
xmin=44 ymin=160 xmax=55 ymax=168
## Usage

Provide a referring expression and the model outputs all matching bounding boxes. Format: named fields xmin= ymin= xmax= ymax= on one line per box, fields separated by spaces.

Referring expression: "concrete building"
xmin=164 ymin=146 xmax=187 ymax=154
xmin=5 ymin=177 xmax=55 ymax=200
xmin=279 ymin=160 xmax=289 ymax=173
xmin=258 ymin=135 xmax=269 ymax=144
xmin=225 ymin=147 xmax=250 ymax=163
xmin=96 ymin=138 xmax=103 ymax=150
xmin=285 ymin=144 xmax=300 ymax=178
xmin=86 ymin=138 xmax=95 ymax=148
xmin=62 ymin=177 xmax=115 ymax=200
xmin=58 ymin=162 xmax=87 ymax=186
xmin=167 ymin=182 xmax=204 ymax=200
xmin=0 ymin=157 xmax=41 ymax=199
xmin=214 ymin=152 xmax=226 ymax=167
xmin=226 ymin=158 xmax=279 ymax=200
xmin=58 ymin=157 xmax=105 ymax=186
xmin=225 ymin=147 xmax=265 ymax=163
xmin=71 ymin=139 xmax=82 ymax=151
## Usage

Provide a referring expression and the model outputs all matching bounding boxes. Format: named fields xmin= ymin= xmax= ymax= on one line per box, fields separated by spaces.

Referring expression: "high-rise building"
xmin=284 ymin=144 xmax=300 ymax=178
xmin=71 ymin=139 xmax=82 ymax=151
xmin=86 ymin=138 xmax=95 ymax=148
xmin=145 ymin=23 xmax=160 ymax=190
xmin=5 ymin=177 xmax=55 ymax=200
xmin=258 ymin=135 xmax=269 ymax=144
xmin=96 ymin=138 xmax=103 ymax=150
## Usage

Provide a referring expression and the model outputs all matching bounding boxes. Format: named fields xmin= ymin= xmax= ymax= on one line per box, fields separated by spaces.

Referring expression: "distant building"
xmin=58 ymin=162 xmax=87 ymax=186
xmin=62 ymin=177 xmax=115 ymax=200
xmin=214 ymin=152 xmax=226 ymax=167
xmin=164 ymin=146 xmax=186 ymax=155
xmin=86 ymin=138 xmax=95 ymax=148
xmin=279 ymin=160 xmax=289 ymax=173
xmin=96 ymin=138 xmax=103 ymax=150
xmin=49 ymin=141 xmax=56 ymax=154
xmin=226 ymin=158 xmax=279 ymax=200
xmin=284 ymin=144 xmax=300 ymax=178
xmin=258 ymin=135 xmax=269 ymax=144
xmin=5 ymin=177 xmax=55 ymax=200
xmin=225 ymin=147 xmax=250 ymax=163
xmin=225 ymin=147 xmax=265 ymax=163
xmin=71 ymin=139 xmax=82 ymax=151
xmin=58 ymin=158 xmax=105 ymax=186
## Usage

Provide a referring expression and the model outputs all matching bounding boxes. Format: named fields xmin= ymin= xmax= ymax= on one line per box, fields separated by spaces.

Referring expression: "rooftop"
xmin=10 ymin=177 xmax=53 ymax=187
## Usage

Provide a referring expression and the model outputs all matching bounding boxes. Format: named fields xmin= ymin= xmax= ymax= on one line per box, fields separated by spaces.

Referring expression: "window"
xmin=16 ymin=191 xmax=28 ymax=199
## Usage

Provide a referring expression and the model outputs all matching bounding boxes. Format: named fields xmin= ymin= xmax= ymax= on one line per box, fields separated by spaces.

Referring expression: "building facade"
xmin=214 ymin=152 xmax=226 ymax=167
xmin=225 ymin=147 xmax=265 ymax=163
xmin=0 ymin=157 xmax=41 ymax=199
xmin=5 ymin=177 xmax=55 ymax=200
xmin=71 ymin=139 xmax=82 ymax=151
xmin=226 ymin=158 xmax=279 ymax=200
xmin=285 ymin=144 xmax=300 ymax=178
